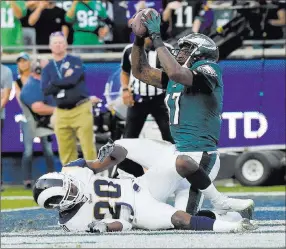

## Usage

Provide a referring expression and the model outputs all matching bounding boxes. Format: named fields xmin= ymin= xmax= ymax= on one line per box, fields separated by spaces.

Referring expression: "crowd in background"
xmin=1 ymin=0 xmax=285 ymax=53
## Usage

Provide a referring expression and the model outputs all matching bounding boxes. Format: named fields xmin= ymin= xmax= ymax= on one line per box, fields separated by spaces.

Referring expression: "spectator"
xmin=208 ymin=0 xmax=236 ymax=31
xmin=18 ymin=55 xmax=55 ymax=189
xmin=1 ymin=46 xmax=13 ymax=191
xmin=0 ymin=1 xmax=27 ymax=53
xmin=192 ymin=0 xmax=214 ymax=35
xmin=120 ymin=38 xmax=174 ymax=177
xmin=20 ymin=1 xmax=38 ymax=46
xmin=41 ymin=32 xmax=98 ymax=166
xmin=100 ymin=0 xmax=115 ymax=43
xmin=112 ymin=0 xmax=131 ymax=44
xmin=65 ymin=0 xmax=110 ymax=53
xmin=261 ymin=0 xmax=286 ymax=40
xmin=28 ymin=0 xmax=69 ymax=53
xmin=162 ymin=0 xmax=207 ymax=39
xmin=55 ymin=0 xmax=74 ymax=44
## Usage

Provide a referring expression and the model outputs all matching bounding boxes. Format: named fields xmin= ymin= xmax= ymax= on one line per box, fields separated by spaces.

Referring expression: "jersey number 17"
xmin=165 ymin=92 xmax=182 ymax=125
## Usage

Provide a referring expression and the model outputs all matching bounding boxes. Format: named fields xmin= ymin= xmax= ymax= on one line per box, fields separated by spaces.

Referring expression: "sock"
xmin=195 ymin=210 xmax=216 ymax=219
xmin=200 ymin=184 xmax=224 ymax=203
xmin=186 ymin=167 xmax=211 ymax=190
xmin=214 ymin=211 xmax=243 ymax=222
xmin=189 ymin=216 xmax=215 ymax=231
xmin=213 ymin=219 xmax=238 ymax=232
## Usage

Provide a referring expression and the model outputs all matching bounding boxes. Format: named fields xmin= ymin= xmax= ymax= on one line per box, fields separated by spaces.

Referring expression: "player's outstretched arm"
xmin=142 ymin=11 xmax=194 ymax=86
xmin=63 ymin=142 xmax=127 ymax=174
xmin=131 ymin=36 xmax=166 ymax=88
xmin=86 ymin=143 xmax=128 ymax=173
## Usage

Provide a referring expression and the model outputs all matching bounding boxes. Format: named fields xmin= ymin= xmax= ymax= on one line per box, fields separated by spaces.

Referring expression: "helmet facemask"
xmin=172 ymin=42 xmax=201 ymax=68
xmin=34 ymin=173 xmax=86 ymax=212
xmin=57 ymin=175 xmax=85 ymax=211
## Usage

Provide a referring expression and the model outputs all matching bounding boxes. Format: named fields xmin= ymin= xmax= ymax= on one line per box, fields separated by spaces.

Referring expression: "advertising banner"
xmin=1 ymin=59 xmax=285 ymax=153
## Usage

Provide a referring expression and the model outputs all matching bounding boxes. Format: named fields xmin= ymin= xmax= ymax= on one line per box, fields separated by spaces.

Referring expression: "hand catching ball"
xmin=131 ymin=8 xmax=159 ymax=38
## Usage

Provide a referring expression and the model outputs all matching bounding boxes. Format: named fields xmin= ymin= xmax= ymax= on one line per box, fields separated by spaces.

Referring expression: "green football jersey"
xmin=1 ymin=1 xmax=26 ymax=52
xmin=65 ymin=1 xmax=107 ymax=45
xmin=165 ymin=60 xmax=224 ymax=152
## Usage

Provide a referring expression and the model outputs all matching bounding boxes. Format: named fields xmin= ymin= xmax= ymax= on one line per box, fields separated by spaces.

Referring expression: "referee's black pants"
xmin=118 ymin=94 xmax=174 ymax=177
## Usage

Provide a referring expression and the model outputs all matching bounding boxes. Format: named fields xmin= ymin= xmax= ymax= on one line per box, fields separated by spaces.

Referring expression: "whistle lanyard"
xmin=53 ymin=57 xmax=66 ymax=79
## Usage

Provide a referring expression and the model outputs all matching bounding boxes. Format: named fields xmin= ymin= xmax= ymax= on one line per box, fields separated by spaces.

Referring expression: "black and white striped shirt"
xmin=121 ymin=43 xmax=173 ymax=97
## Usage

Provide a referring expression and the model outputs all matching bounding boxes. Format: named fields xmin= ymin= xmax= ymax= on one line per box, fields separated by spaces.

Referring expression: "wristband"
xmin=122 ymin=88 xmax=129 ymax=92
xmin=151 ymin=33 xmax=164 ymax=49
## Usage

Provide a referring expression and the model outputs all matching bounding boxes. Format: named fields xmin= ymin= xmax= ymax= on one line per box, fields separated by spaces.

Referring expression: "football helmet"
xmin=33 ymin=172 xmax=85 ymax=211
xmin=173 ymin=33 xmax=219 ymax=67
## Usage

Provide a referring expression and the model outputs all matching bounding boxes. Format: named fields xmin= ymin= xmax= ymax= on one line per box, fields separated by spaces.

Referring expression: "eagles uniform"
xmin=165 ymin=60 xmax=223 ymax=152
xmin=51 ymin=165 xmax=180 ymax=232
xmin=115 ymin=58 xmax=223 ymax=211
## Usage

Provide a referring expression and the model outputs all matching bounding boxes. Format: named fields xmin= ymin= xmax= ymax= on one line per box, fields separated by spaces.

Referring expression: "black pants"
xmin=118 ymin=94 xmax=174 ymax=177
xmin=124 ymin=94 xmax=173 ymax=141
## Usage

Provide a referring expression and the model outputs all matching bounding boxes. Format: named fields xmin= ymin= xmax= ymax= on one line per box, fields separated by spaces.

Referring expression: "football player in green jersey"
xmin=131 ymin=11 xmax=254 ymax=219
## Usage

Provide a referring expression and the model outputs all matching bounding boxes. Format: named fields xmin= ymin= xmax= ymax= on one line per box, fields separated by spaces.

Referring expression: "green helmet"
xmin=176 ymin=33 xmax=219 ymax=66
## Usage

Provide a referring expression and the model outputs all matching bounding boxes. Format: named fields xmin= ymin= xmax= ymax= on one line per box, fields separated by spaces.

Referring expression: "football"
xmin=131 ymin=8 xmax=159 ymax=38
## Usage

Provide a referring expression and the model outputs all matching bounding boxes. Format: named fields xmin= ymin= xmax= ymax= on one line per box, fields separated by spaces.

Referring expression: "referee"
xmin=119 ymin=37 xmax=174 ymax=176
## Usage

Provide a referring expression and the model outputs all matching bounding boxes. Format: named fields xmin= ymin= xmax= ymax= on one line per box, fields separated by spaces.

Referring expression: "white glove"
xmin=98 ymin=139 xmax=115 ymax=162
xmin=87 ymin=220 xmax=108 ymax=233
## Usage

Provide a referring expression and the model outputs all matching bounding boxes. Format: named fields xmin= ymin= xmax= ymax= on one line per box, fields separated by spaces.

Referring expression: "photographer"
xmin=19 ymin=57 xmax=55 ymax=189
xmin=41 ymin=31 xmax=97 ymax=166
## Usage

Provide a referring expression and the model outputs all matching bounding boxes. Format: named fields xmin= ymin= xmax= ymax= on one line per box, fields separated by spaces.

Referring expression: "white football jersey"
xmin=59 ymin=166 xmax=135 ymax=232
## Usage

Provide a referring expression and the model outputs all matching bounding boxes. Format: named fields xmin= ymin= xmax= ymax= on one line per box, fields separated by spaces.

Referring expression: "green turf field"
xmin=1 ymin=185 xmax=285 ymax=210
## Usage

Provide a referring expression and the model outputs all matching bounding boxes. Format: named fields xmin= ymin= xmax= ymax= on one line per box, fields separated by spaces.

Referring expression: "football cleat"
xmin=212 ymin=196 xmax=255 ymax=219
xmin=231 ymin=218 xmax=258 ymax=233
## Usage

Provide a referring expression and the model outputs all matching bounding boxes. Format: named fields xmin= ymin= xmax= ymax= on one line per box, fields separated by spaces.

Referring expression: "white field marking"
xmin=255 ymin=207 xmax=286 ymax=212
xmin=2 ymin=222 xmax=286 ymax=237
xmin=256 ymin=220 xmax=286 ymax=225
xmin=1 ymin=207 xmax=41 ymax=212
xmin=3 ymin=220 xmax=286 ymax=234
xmin=1 ymin=196 xmax=33 ymax=200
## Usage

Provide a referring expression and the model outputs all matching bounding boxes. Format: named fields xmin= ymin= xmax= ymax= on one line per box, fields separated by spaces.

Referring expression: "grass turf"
xmin=1 ymin=200 xmax=37 ymax=209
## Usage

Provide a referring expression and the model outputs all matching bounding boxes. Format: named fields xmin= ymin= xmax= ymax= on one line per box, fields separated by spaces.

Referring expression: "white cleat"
xmin=231 ymin=218 xmax=258 ymax=233
xmin=212 ymin=196 xmax=255 ymax=219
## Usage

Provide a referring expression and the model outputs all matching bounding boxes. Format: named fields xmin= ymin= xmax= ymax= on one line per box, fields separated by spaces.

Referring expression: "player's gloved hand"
xmin=98 ymin=139 xmax=115 ymax=162
xmin=65 ymin=158 xmax=87 ymax=168
xmin=87 ymin=220 xmax=108 ymax=233
xmin=141 ymin=11 xmax=161 ymax=40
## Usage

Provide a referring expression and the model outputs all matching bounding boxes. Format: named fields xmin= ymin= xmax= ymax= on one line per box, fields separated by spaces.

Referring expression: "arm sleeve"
xmin=192 ymin=65 xmax=219 ymax=93
xmin=41 ymin=65 xmax=51 ymax=92
xmin=51 ymin=57 xmax=84 ymax=88
xmin=121 ymin=46 xmax=131 ymax=74
xmin=161 ymin=71 xmax=169 ymax=89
